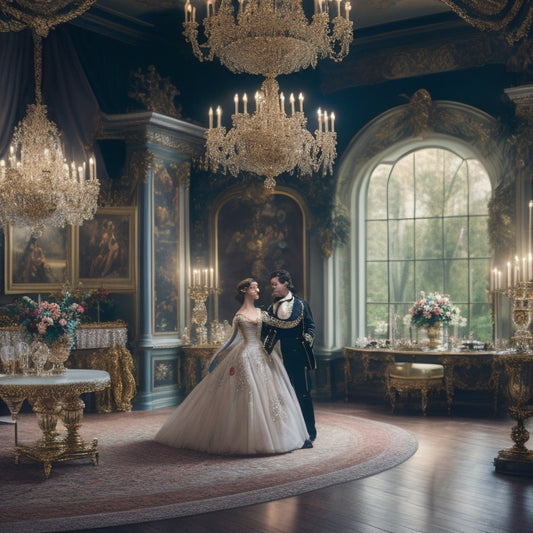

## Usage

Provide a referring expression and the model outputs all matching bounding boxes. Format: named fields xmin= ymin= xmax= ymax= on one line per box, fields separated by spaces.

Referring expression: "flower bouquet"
xmin=409 ymin=292 xmax=460 ymax=349
xmin=409 ymin=292 xmax=459 ymax=328
xmin=16 ymin=292 xmax=84 ymax=373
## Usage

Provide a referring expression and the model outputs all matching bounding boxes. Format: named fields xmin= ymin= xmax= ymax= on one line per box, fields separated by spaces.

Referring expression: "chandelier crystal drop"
xmin=0 ymin=30 xmax=100 ymax=236
xmin=206 ymin=77 xmax=337 ymax=189
xmin=183 ymin=0 xmax=353 ymax=78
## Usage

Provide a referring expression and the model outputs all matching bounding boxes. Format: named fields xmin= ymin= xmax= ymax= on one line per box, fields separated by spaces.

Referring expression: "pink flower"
xmin=59 ymin=318 xmax=67 ymax=326
xmin=37 ymin=322 xmax=47 ymax=334
xmin=229 ymin=367 xmax=235 ymax=376
xmin=77 ymin=305 xmax=84 ymax=313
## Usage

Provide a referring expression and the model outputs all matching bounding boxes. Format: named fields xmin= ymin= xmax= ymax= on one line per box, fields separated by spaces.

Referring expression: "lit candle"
xmin=337 ymin=0 xmax=341 ymax=17
xmin=216 ymin=106 xmax=222 ymax=128
xmin=290 ymin=93 xmax=295 ymax=115
xmin=208 ymin=107 xmax=213 ymax=129
xmin=89 ymin=157 xmax=95 ymax=180
xmin=192 ymin=7 xmax=196 ymax=22
xmin=317 ymin=108 xmax=323 ymax=131
xmin=243 ymin=93 xmax=248 ymax=114
xmin=345 ymin=1 xmax=351 ymax=19
xmin=210 ymin=268 xmax=214 ymax=288
xmin=204 ymin=269 xmax=209 ymax=287
xmin=298 ymin=93 xmax=304 ymax=112
xmin=529 ymin=253 xmax=532 ymax=280
xmin=0 ymin=160 xmax=5 ymax=179
xmin=185 ymin=0 xmax=191 ymax=22
xmin=280 ymin=92 xmax=285 ymax=114
xmin=234 ymin=93 xmax=239 ymax=115
xmin=498 ymin=270 xmax=501 ymax=290
xmin=324 ymin=111 xmax=329 ymax=132
xmin=255 ymin=91 xmax=259 ymax=112
xmin=507 ymin=262 xmax=511 ymax=288
xmin=207 ymin=0 xmax=213 ymax=17
xmin=331 ymin=112 xmax=335 ymax=132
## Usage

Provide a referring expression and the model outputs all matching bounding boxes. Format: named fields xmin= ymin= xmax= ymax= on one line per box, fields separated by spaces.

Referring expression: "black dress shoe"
xmin=309 ymin=434 xmax=316 ymax=442
xmin=301 ymin=439 xmax=313 ymax=449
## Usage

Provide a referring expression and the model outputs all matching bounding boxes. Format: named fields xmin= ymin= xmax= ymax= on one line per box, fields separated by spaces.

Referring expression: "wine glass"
xmin=31 ymin=340 xmax=50 ymax=376
xmin=0 ymin=345 xmax=15 ymax=374
xmin=15 ymin=342 xmax=30 ymax=374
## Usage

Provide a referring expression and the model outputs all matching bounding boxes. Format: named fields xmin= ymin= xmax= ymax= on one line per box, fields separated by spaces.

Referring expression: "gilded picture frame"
xmin=74 ymin=206 xmax=137 ymax=291
xmin=4 ymin=225 xmax=72 ymax=294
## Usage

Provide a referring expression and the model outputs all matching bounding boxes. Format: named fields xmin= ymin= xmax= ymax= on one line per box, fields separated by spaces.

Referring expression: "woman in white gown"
xmin=155 ymin=278 xmax=311 ymax=455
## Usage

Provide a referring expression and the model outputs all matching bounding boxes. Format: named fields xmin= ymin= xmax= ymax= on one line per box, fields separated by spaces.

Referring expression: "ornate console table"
xmin=179 ymin=345 xmax=217 ymax=394
xmin=0 ymin=369 xmax=110 ymax=478
xmin=67 ymin=322 xmax=137 ymax=413
xmin=344 ymin=347 xmax=503 ymax=413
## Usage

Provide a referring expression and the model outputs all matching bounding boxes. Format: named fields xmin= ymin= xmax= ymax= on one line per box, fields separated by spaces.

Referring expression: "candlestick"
xmin=345 ymin=1 xmax=351 ymax=19
xmin=234 ymin=93 xmax=239 ymax=115
xmin=216 ymin=106 xmax=222 ymax=128
xmin=529 ymin=200 xmax=533 ymax=258
xmin=210 ymin=268 xmax=214 ymax=288
xmin=324 ymin=111 xmax=329 ymax=132
xmin=243 ymin=93 xmax=248 ymax=114
xmin=318 ymin=108 xmax=322 ymax=131
xmin=331 ymin=112 xmax=335 ymax=132
xmin=298 ymin=93 xmax=304 ymax=112
xmin=290 ymin=93 xmax=295 ymax=115
xmin=508 ymin=262 xmax=511 ymax=288
xmin=208 ymin=107 xmax=213 ymax=129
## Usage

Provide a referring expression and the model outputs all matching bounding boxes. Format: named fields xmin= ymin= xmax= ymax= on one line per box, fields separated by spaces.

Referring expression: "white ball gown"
xmin=155 ymin=309 xmax=309 ymax=455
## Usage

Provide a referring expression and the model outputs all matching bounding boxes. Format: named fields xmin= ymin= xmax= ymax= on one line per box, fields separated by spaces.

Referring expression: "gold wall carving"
xmin=128 ymin=65 xmax=182 ymax=119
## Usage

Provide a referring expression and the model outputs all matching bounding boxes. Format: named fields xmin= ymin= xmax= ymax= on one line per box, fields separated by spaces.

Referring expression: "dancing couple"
xmin=155 ymin=269 xmax=317 ymax=455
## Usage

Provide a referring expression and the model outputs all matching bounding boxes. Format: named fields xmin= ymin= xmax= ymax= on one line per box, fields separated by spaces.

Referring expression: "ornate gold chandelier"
xmin=0 ymin=1 xmax=99 ymax=236
xmin=183 ymin=0 xmax=353 ymax=189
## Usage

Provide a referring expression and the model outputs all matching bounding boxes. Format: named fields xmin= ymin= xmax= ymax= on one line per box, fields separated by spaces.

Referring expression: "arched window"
xmin=365 ymin=147 xmax=492 ymax=341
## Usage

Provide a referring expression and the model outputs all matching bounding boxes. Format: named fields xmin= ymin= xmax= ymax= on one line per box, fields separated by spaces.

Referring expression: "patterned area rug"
xmin=0 ymin=407 xmax=417 ymax=533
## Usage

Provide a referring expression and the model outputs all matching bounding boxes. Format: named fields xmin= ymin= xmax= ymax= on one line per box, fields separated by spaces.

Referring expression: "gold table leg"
xmin=16 ymin=396 xmax=65 ymax=479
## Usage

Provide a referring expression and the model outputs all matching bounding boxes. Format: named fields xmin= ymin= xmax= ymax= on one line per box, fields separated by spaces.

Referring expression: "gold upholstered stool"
xmin=386 ymin=362 xmax=445 ymax=416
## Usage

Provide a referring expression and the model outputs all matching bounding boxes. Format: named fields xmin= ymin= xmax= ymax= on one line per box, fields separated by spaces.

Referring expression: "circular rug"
xmin=0 ymin=407 xmax=417 ymax=532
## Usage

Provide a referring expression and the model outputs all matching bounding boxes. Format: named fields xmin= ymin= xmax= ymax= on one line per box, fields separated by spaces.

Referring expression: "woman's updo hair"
xmin=235 ymin=277 xmax=255 ymax=303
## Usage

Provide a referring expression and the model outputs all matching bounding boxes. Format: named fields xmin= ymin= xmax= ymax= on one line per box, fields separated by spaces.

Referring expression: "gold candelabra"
xmin=506 ymin=281 xmax=533 ymax=352
xmin=188 ymin=267 xmax=219 ymax=346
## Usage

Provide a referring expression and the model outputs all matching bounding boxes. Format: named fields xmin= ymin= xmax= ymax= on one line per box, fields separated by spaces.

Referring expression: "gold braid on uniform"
xmin=261 ymin=310 xmax=303 ymax=329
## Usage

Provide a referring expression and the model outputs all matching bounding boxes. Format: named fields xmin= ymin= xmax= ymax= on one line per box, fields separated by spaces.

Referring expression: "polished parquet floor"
xmin=88 ymin=401 xmax=533 ymax=533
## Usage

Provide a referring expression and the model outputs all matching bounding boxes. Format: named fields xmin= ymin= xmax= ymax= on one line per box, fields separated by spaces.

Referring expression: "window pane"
xmin=388 ymin=219 xmax=414 ymax=260
xmin=415 ymin=150 xmax=443 ymax=218
xmin=415 ymin=259 xmax=444 ymax=294
xmin=415 ymin=218 xmax=442 ymax=259
xmin=389 ymin=261 xmax=414 ymax=302
xmin=367 ymin=261 xmax=388 ymax=302
xmin=469 ymin=216 xmax=490 ymax=257
xmin=367 ymin=221 xmax=388 ymax=260
xmin=444 ymin=259 xmax=469 ymax=301
xmin=367 ymin=164 xmax=391 ymax=220
xmin=444 ymin=217 xmax=468 ymax=259
xmin=388 ymin=167 xmax=414 ymax=219
xmin=468 ymin=160 xmax=492 ymax=215
xmin=444 ymin=160 xmax=468 ymax=216
xmin=366 ymin=303 xmax=389 ymax=337
xmin=470 ymin=259 xmax=490 ymax=302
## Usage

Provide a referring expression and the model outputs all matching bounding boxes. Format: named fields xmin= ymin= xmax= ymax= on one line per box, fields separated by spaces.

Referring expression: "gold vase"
xmin=426 ymin=324 xmax=441 ymax=350
xmin=47 ymin=335 xmax=72 ymax=374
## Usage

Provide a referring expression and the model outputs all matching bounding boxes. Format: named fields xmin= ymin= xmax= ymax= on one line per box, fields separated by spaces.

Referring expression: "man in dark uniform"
xmin=262 ymin=269 xmax=317 ymax=442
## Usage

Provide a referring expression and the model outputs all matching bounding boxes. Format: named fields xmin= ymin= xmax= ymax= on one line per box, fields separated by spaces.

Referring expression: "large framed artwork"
xmin=216 ymin=191 xmax=305 ymax=322
xmin=74 ymin=207 xmax=137 ymax=291
xmin=4 ymin=225 xmax=72 ymax=294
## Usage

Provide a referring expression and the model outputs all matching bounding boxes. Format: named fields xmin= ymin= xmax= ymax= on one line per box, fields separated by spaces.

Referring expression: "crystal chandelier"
xmin=206 ymin=77 xmax=337 ymax=189
xmin=183 ymin=0 xmax=353 ymax=189
xmin=183 ymin=0 xmax=353 ymax=77
xmin=0 ymin=1 xmax=99 ymax=236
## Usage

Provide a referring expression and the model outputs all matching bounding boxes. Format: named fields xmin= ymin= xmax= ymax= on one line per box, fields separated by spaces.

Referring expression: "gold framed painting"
xmin=74 ymin=206 xmax=137 ymax=292
xmin=4 ymin=225 xmax=73 ymax=294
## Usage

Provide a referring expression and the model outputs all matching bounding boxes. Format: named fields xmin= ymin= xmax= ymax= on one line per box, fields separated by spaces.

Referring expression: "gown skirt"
xmin=154 ymin=314 xmax=309 ymax=455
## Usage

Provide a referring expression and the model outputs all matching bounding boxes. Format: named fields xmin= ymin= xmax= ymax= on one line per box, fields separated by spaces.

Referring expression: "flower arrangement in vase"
xmin=16 ymin=292 xmax=84 ymax=373
xmin=409 ymin=292 xmax=460 ymax=348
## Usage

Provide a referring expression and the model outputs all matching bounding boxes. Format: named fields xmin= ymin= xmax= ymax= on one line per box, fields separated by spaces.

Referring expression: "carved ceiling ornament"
xmin=369 ymin=89 xmax=499 ymax=162
xmin=440 ymin=0 xmax=533 ymax=44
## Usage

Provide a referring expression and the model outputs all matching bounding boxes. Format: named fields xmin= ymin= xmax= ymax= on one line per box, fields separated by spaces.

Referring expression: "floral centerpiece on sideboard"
xmin=16 ymin=292 xmax=84 ymax=374
xmin=409 ymin=292 xmax=460 ymax=349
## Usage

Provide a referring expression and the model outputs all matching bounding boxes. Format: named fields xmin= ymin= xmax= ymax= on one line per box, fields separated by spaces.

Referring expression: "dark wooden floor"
xmin=86 ymin=401 xmax=533 ymax=533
